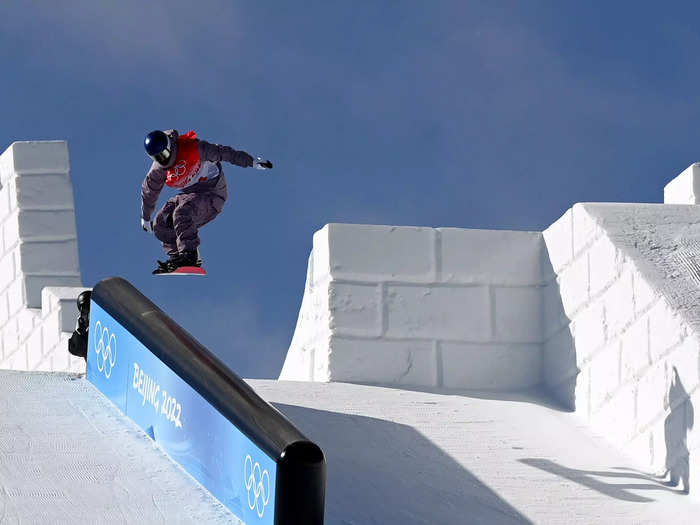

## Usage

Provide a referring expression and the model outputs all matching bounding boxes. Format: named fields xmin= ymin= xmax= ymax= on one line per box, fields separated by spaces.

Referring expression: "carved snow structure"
xmin=0 ymin=141 xmax=85 ymax=372
xmin=4 ymin=137 xmax=700 ymax=495
xmin=282 ymin=163 xmax=700 ymax=488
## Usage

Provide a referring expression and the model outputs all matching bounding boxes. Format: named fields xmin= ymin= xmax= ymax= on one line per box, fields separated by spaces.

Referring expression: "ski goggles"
xmin=151 ymin=148 xmax=171 ymax=166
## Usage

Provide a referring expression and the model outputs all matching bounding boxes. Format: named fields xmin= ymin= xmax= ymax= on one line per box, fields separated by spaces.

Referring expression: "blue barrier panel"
xmin=85 ymin=277 xmax=325 ymax=524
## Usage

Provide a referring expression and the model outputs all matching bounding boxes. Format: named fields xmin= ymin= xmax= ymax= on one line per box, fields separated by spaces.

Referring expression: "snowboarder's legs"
xmin=152 ymin=193 xmax=224 ymax=272
xmin=154 ymin=193 xmax=223 ymax=254
xmin=153 ymin=198 xmax=179 ymax=256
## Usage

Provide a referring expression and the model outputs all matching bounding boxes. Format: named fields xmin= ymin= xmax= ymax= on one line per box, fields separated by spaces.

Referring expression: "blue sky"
xmin=2 ymin=2 xmax=700 ymax=378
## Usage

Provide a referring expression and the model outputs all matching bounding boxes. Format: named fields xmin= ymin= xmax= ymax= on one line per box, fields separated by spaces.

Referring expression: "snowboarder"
xmin=141 ymin=129 xmax=272 ymax=274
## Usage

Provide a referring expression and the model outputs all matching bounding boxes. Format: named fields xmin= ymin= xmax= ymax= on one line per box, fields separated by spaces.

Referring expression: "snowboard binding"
xmin=153 ymin=250 xmax=206 ymax=276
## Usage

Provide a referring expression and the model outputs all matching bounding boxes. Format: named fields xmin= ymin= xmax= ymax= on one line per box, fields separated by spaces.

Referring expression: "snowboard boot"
xmin=152 ymin=249 xmax=202 ymax=274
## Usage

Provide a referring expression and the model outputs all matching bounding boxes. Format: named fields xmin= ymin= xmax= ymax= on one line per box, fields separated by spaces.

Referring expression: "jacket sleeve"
xmin=198 ymin=140 xmax=254 ymax=168
xmin=141 ymin=162 xmax=167 ymax=220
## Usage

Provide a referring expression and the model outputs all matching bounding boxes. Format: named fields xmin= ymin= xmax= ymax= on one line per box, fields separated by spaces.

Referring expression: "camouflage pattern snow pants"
xmin=153 ymin=192 xmax=225 ymax=255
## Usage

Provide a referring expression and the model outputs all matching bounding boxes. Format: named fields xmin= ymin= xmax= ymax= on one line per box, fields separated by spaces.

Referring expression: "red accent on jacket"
xmin=165 ymin=131 xmax=202 ymax=189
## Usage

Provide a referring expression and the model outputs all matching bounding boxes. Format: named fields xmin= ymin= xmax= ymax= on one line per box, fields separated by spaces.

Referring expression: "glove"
xmin=141 ymin=218 xmax=153 ymax=233
xmin=253 ymin=157 xmax=273 ymax=170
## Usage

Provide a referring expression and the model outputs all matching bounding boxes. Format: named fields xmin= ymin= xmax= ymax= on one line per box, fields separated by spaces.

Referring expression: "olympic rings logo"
xmin=244 ymin=454 xmax=270 ymax=518
xmin=173 ymin=160 xmax=187 ymax=178
xmin=93 ymin=321 xmax=117 ymax=379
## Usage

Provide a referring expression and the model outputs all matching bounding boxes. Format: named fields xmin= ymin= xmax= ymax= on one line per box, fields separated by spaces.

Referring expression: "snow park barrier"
xmin=85 ymin=277 xmax=326 ymax=525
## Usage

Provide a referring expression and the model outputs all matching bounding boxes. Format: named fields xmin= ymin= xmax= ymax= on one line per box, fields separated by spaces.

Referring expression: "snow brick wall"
xmin=0 ymin=141 xmax=86 ymax=372
xmin=282 ymin=164 xmax=700 ymax=489
xmin=280 ymin=224 xmax=544 ymax=390
xmin=544 ymin=202 xmax=700 ymax=482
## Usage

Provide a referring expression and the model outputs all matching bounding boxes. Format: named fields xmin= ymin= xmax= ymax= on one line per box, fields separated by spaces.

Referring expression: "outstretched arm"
xmin=141 ymin=162 xmax=166 ymax=220
xmin=198 ymin=140 xmax=254 ymax=168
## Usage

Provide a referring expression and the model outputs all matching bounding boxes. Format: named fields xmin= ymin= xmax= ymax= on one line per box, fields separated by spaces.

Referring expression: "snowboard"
xmin=154 ymin=266 xmax=207 ymax=276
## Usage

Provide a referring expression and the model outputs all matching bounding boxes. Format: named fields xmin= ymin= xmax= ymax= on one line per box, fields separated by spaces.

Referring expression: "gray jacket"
xmin=141 ymin=129 xmax=254 ymax=220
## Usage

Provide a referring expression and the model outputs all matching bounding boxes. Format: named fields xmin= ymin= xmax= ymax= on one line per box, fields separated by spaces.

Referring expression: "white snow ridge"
xmin=3 ymin=140 xmax=700 ymax=523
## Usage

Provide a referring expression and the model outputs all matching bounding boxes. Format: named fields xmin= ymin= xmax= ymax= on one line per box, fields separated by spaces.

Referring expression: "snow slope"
xmin=253 ymin=378 xmax=700 ymax=524
xmin=280 ymin=194 xmax=700 ymax=494
xmin=0 ymin=371 xmax=239 ymax=524
xmin=5 ymin=370 xmax=700 ymax=524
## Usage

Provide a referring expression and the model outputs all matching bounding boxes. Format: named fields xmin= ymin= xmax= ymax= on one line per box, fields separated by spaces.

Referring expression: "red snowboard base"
xmin=155 ymin=266 xmax=207 ymax=276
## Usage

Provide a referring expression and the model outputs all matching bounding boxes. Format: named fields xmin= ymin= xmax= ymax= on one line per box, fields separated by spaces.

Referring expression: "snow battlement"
xmin=282 ymin=164 xmax=700 ymax=489
xmin=280 ymin=224 xmax=544 ymax=390
xmin=0 ymin=141 xmax=85 ymax=372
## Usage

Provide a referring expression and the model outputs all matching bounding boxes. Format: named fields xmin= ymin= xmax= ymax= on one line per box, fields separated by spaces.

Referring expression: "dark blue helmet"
xmin=144 ymin=130 xmax=171 ymax=165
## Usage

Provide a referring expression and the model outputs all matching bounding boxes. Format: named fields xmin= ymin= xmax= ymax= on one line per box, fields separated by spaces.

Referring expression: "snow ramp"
xmin=6 ymin=373 xmax=700 ymax=524
xmin=254 ymin=380 xmax=700 ymax=524
xmin=280 ymin=181 xmax=700 ymax=501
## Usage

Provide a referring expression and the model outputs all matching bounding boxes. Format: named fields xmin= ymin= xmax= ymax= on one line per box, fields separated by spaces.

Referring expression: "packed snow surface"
xmin=0 ymin=371 xmax=238 ymax=524
xmin=252 ymin=379 xmax=700 ymax=525
xmin=4 ymin=370 xmax=700 ymax=524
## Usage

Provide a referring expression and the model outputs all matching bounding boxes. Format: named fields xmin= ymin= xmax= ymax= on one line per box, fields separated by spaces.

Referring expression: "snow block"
xmin=439 ymin=228 xmax=543 ymax=285
xmin=600 ymin=269 xmax=635 ymax=338
xmin=587 ymin=339 xmax=621 ymax=410
xmin=42 ymin=286 xmax=88 ymax=333
xmin=647 ymin=301 xmax=684 ymax=361
xmin=492 ymin=286 xmax=542 ymax=343
xmin=18 ymin=209 xmax=78 ymax=240
xmin=619 ymin=313 xmax=650 ymax=383
xmin=441 ymin=342 xmax=541 ymax=390
xmin=664 ymin=163 xmax=700 ymax=204
xmin=385 ymin=284 xmax=491 ymax=342
xmin=329 ymin=282 xmax=382 ymax=337
xmin=25 ymin=275 xmax=82 ymax=310
xmin=15 ymin=173 xmax=75 ymax=210
xmin=19 ymin=240 xmax=80 ymax=275
xmin=5 ymin=141 xmax=70 ymax=175
xmin=329 ymin=337 xmax=437 ymax=386
xmin=326 ymin=223 xmax=436 ymax=282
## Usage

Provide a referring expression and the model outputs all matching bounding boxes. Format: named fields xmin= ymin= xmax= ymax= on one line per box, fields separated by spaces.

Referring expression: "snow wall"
xmin=280 ymin=224 xmax=544 ymax=389
xmin=282 ymin=163 xmax=700 ymax=490
xmin=0 ymin=141 xmax=85 ymax=372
